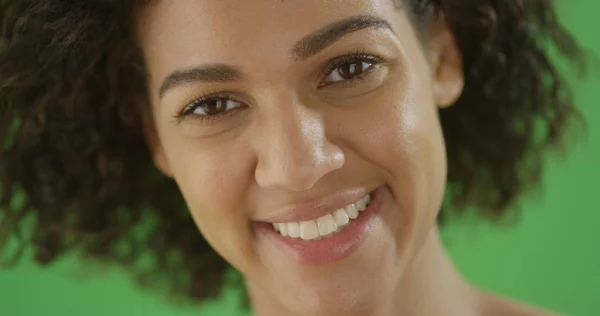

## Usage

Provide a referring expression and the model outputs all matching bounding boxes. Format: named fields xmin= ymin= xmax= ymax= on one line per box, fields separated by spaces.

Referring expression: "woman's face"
xmin=137 ymin=0 xmax=463 ymax=314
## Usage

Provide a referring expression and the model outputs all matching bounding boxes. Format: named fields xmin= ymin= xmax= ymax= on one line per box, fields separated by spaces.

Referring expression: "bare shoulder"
xmin=478 ymin=291 xmax=565 ymax=316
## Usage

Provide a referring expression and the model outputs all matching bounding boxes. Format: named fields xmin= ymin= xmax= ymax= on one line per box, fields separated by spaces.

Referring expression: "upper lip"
xmin=258 ymin=187 xmax=375 ymax=224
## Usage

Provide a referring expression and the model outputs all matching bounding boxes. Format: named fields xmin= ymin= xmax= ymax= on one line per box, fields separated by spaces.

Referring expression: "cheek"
xmin=392 ymin=84 xmax=446 ymax=227
xmin=161 ymin=132 xmax=257 ymax=264
xmin=340 ymin=67 xmax=447 ymax=223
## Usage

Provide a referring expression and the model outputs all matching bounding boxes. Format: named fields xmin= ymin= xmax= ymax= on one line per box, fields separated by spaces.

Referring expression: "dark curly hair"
xmin=0 ymin=0 xmax=586 ymax=305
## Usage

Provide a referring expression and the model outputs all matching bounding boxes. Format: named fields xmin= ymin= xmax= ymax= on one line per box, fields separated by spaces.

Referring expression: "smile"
xmin=272 ymin=194 xmax=371 ymax=241
xmin=257 ymin=186 xmax=386 ymax=265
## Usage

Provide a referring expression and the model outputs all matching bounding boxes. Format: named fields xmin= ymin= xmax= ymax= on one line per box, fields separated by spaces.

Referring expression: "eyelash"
xmin=174 ymin=51 xmax=384 ymax=123
xmin=174 ymin=92 xmax=247 ymax=124
xmin=320 ymin=50 xmax=383 ymax=87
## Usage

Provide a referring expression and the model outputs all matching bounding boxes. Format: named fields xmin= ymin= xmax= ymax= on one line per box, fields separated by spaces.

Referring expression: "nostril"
xmin=253 ymin=112 xmax=345 ymax=190
xmin=254 ymin=141 xmax=344 ymax=190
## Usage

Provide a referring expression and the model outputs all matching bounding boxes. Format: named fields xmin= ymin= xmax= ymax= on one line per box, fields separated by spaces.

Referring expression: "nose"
xmin=254 ymin=103 xmax=345 ymax=191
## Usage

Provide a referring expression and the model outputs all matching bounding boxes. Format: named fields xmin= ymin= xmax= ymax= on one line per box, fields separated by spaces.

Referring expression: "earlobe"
xmin=141 ymin=112 xmax=174 ymax=178
xmin=430 ymin=19 xmax=464 ymax=108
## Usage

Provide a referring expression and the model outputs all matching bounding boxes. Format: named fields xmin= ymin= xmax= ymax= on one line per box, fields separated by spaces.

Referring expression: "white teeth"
xmin=272 ymin=192 xmax=372 ymax=240
xmin=356 ymin=198 xmax=367 ymax=212
xmin=345 ymin=203 xmax=359 ymax=219
xmin=287 ymin=222 xmax=300 ymax=238
xmin=279 ymin=223 xmax=288 ymax=236
xmin=333 ymin=208 xmax=350 ymax=227
xmin=299 ymin=221 xmax=319 ymax=240
xmin=317 ymin=214 xmax=338 ymax=237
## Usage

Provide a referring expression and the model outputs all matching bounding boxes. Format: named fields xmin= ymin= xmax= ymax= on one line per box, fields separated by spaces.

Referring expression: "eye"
xmin=322 ymin=54 xmax=381 ymax=86
xmin=187 ymin=97 xmax=242 ymax=116
xmin=174 ymin=93 xmax=247 ymax=124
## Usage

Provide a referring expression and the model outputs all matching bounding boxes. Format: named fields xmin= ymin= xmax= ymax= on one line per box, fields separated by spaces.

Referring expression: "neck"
xmin=381 ymin=228 xmax=480 ymax=316
xmin=247 ymin=227 xmax=481 ymax=316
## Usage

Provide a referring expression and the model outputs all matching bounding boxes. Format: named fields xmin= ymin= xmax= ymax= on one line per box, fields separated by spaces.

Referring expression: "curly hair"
xmin=0 ymin=0 xmax=586 ymax=304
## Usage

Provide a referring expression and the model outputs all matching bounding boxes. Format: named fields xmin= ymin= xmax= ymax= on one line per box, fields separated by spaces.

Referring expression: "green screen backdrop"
xmin=1 ymin=2 xmax=599 ymax=316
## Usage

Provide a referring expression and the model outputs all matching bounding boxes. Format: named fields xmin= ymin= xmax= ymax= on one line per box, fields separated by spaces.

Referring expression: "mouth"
xmin=256 ymin=185 xmax=387 ymax=265
xmin=271 ymin=193 xmax=371 ymax=241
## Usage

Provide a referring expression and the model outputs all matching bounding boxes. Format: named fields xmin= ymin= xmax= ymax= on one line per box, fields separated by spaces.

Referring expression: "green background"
xmin=1 ymin=2 xmax=599 ymax=316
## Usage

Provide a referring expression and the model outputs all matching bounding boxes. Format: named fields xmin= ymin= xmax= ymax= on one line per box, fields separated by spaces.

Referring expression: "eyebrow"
xmin=292 ymin=15 xmax=394 ymax=60
xmin=158 ymin=15 xmax=393 ymax=99
xmin=158 ymin=65 xmax=243 ymax=99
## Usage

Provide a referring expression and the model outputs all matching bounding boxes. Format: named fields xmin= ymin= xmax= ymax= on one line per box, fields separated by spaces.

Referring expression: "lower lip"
xmin=255 ymin=186 xmax=386 ymax=265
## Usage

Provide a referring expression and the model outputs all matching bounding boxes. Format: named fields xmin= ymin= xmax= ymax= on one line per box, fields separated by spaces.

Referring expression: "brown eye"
xmin=201 ymin=99 xmax=226 ymax=115
xmin=338 ymin=62 xmax=367 ymax=79
xmin=190 ymin=98 xmax=242 ymax=116
xmin=324 ymin=59 xmax=376 ymax=84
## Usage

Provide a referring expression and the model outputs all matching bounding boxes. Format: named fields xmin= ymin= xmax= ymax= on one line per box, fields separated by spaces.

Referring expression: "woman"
xmin=0 ymin=0 xmax=585 ymax=315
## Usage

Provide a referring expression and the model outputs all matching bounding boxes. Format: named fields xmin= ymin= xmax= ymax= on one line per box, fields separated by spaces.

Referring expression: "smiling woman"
xmin=0 ymin=1 xmax=586 ymax=316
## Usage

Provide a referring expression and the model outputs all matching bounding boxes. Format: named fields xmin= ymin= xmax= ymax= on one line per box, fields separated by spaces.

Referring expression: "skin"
xmin=136 ymin=0 xmax=559 ymax=315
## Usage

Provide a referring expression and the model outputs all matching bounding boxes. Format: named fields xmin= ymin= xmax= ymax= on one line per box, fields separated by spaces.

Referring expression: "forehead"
xmin=136 ymin=1 xmax=400 ymax=58
xmin=134 ymin=0 xmax=409 ymax=100
xmin=137 ymin=0 xmax=392 ymax=43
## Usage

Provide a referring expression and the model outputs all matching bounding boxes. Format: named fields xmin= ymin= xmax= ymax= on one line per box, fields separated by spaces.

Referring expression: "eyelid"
xmin=318 ymin=51 xmax=384 ymax=88
xmin=172 ymin=52 xmax=385 ymax=124
xmin=323 ymin=50 xmax=382 ymax=69
xmin=181 ymin=92 xmax=231 ymax=114
xmin=173 ymin=91 xmax=249 ymax=124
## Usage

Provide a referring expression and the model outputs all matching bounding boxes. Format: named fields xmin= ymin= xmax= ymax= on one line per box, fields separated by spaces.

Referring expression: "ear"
xmin=428 ymin=16 xmax=464 ymax=108
xmin=141 ymin=111 xmax=173 ymax=178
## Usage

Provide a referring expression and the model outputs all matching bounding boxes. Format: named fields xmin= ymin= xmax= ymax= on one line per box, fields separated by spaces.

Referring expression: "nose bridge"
xmin=254 ymin=94 xmax=344 ymax=191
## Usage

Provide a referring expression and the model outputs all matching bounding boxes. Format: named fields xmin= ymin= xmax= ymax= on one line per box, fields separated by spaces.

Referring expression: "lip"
xmin=258 ymin=187 xmax=372 ymax=223
xmin=255 ymin=185 xmax=387 ymax=265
